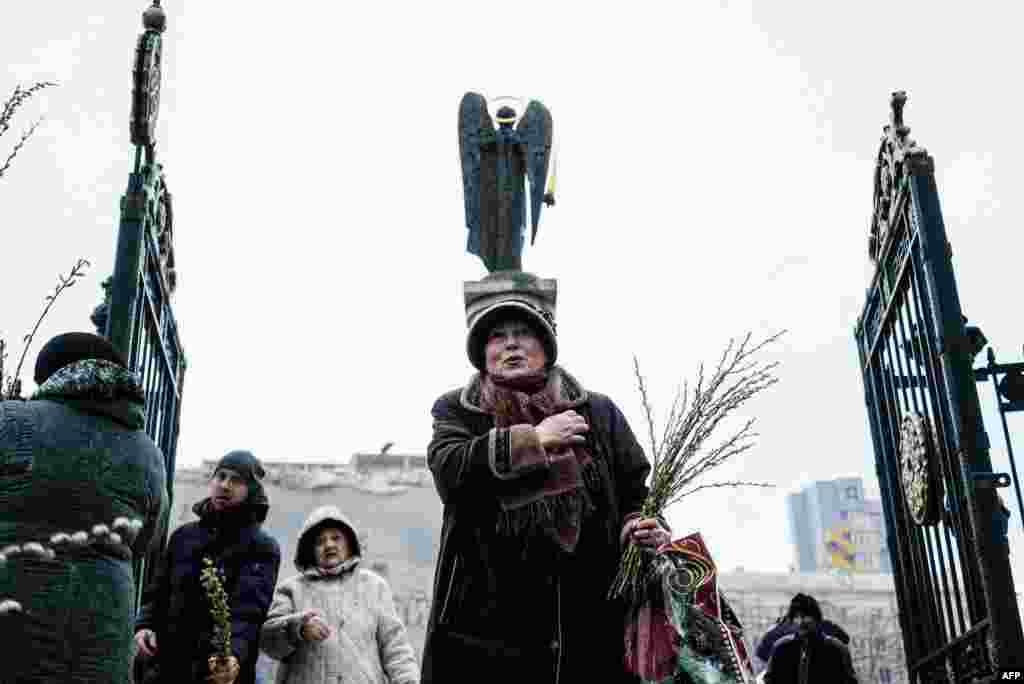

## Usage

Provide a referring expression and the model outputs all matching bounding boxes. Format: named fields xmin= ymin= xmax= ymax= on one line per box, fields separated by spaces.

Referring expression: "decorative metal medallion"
xmin=155 ymin=176 xmax=177 ymax=294
xmin=130 ymin=6 xmax=165 ymax=148
xmin=868 ymin=91 xmax=935 ymax=265
xmin=899 ymin=411 xmax=944 ymax=526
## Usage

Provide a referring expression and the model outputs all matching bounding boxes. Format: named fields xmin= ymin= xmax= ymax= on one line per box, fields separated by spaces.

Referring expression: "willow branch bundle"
xmin=200 ymin=557 xmax=233 ymax=659
xmin=609 ymin=331 xmax=784 ymax=602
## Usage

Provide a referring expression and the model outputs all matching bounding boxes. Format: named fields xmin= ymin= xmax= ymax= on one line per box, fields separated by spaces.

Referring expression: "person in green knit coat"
xmin=0 ymin=332 xmax=169 ymax=683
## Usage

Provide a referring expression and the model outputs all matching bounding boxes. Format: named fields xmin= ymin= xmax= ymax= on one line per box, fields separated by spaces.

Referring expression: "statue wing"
xmin=458 ymin=92 xmax=496 ymax=260
xmin=516 ymin=100 xmax=553 ymax=245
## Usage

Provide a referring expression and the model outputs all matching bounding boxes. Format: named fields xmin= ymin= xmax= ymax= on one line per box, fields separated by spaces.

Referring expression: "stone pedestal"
xmin=463 ymin=271 xmax=557 ymax=323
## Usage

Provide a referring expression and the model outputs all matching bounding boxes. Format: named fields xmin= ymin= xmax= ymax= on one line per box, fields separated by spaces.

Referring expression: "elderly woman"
xmin=259 ymin=506 xmax=419 ymax=684
xmin=420 ymin=273 xmax=670 ymax=684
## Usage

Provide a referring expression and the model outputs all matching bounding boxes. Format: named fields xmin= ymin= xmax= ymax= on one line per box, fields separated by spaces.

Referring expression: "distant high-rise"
xmin=786 ymin=477 xmax=892 ymax=574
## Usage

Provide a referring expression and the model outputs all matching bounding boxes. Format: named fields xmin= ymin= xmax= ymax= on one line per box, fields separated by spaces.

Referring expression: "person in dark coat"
xmin=134 ymin=450 xmax=281 ymax=684
xmin=755 ymin=592 xmax=851 ymax=665
xmin=421 ymin=273 xmax=670 ymax=684
xmin=763 ymin=593 xmax=858 ymax=684
xmin=0 ymin=331 xmax=168 ymax=683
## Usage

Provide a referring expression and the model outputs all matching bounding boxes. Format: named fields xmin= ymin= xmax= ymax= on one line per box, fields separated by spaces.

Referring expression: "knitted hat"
xmin=464 ymin=271 xmax=557 ymax=371
xmin=211 ymin=449 xmax=269 ymax=521
xmin=786 ymin=593 xmax=823 ymax=623
xmin=33 ymin=332 xmax=128 ymax=384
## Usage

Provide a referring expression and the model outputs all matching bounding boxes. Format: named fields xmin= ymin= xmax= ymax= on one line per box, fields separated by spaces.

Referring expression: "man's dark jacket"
xmin=136 ymin=497 xmax=280 ymax=684
xmin=764 ymin=628 xmax=859 ymax=684
xmin=421 ymin=369 xmax=652 ymax=684
xmin=756 ymin=619 xmax=850 ymax=662
xmin=0 ymin=360 xmax=167 ymax=684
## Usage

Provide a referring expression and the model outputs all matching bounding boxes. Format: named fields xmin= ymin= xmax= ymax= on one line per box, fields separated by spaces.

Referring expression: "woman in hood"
xmin=259 ymin=506 xmax=419 ymax=684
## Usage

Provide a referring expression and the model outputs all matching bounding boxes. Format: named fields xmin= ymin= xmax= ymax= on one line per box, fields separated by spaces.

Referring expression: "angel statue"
xmin=458 ymin=92 xmax=555 ymax=273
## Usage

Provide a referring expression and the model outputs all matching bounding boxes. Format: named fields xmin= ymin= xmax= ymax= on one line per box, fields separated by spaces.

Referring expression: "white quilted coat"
xmin=259 ymin=506 xmax=419 ymax=684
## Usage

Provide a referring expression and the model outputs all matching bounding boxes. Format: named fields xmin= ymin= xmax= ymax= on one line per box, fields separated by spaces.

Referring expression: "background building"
xmin=786 ymin=477 xmax=892 ymax=574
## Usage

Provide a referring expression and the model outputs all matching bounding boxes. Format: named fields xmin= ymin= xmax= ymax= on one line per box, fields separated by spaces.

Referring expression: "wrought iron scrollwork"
xmin=868 ymin=91 xmax=935 ymax=265
xmin=153 ymin=173 xmax=176 ymax=294
xmin=899 ymin=411 xmax=944 ymax=526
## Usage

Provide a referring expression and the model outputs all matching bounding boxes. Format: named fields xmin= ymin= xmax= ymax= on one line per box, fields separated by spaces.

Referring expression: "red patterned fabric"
xmin=623 ymin=533 xmax=754 ymax=683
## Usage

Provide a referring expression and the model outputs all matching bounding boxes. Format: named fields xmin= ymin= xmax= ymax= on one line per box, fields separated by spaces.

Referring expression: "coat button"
xmin=551 ymin=639 xmax=560 ymax=651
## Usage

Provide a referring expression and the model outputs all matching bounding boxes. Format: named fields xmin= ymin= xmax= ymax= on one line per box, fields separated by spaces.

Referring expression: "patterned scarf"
xmin=480 ymin=367 xmax=600 ymax=553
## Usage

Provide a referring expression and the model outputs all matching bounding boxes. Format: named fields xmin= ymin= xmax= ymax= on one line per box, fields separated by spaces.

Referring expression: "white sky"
xmin=2 ymin=1 xmax=1023 ymax=574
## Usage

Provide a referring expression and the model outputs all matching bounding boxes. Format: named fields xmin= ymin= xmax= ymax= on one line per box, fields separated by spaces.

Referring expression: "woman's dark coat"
xmin=0 ymin=360 xmax=167 ymax=683
xmin=421 ymin=369 xmax=651 ymax=684
xmin=135 ymin=498 xmax=281 ymax=684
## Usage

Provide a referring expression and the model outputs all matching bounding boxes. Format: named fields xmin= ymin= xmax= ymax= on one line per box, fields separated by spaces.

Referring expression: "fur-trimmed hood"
xmin=294 ymin=506 xmax=364 ymax=573
xmin=31 ymin=358 xmax=145 ymax=429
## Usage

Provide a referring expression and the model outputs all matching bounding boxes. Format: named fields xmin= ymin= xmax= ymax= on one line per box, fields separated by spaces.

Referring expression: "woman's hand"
xmin=300 ymin=610 xmax=333 ymax=642
xmin=135 ymin=629 xmax=158 ymax=657
xmin=621 ymin=516 xmax=671 ymax=549
xmin=535 ymin=410 xmax=589 ymax=450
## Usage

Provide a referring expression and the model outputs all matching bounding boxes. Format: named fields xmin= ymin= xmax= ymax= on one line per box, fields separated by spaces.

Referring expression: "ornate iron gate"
xmin=100 ymin=1 xmax=185 ymax=612
xmin=856 ymin=92 xmax=1023 ymax=682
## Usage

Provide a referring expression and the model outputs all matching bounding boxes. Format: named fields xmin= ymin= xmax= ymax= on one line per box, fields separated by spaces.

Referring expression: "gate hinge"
xmin=970 ymin=472 xmax=1011 ymax=489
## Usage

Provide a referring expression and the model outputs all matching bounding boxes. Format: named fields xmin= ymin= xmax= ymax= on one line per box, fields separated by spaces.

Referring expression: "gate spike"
xmin=890 ymin=91 xmax=910 ymax=140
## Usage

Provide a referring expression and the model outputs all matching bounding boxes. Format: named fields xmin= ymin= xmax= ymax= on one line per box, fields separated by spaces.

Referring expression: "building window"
xmin=845 ymin=486 xmax=859 ymax=501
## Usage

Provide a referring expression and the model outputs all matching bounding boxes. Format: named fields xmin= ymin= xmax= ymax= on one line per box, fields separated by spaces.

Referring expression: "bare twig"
xmin=675 ymin=480 xmax=775 ymax=499
xmin=0 ymin=118 xmax=42 ymax=180
xmin=4 ymin=258 xmax=90 ymax=399
xmin=0 ymin=82 xmax=56 ymax=138
xmin=0 ymin=81 xmax=55 ymax=181
xmin=632 ymin=355 xmax=660 ymax=472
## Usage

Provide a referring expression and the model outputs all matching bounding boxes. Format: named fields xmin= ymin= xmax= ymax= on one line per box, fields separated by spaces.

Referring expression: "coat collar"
xmin=32 ymin=359 xmax=145 ymax=429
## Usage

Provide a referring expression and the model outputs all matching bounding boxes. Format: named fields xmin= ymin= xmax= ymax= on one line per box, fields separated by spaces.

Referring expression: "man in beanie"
xmin=134 ymin=450 xmax=281 ymax=684
xmin=755 ymin=592 xmax=851 ymax=671
xmin=0 ymin=331 xmax=168 ymax=683
xmin=763 ymin=593 xmax=858 ymax=684
xmin=420 ymin=272 xmax=670 ymax=684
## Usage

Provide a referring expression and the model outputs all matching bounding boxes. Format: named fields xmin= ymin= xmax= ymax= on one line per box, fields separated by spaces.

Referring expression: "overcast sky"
xmin=3 ymin=1 xmax=1022 ymax=575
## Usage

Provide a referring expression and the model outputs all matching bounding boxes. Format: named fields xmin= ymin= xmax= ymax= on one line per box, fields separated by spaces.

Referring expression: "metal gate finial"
xmin=143 ymin=2 xmax=166 ymax=33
